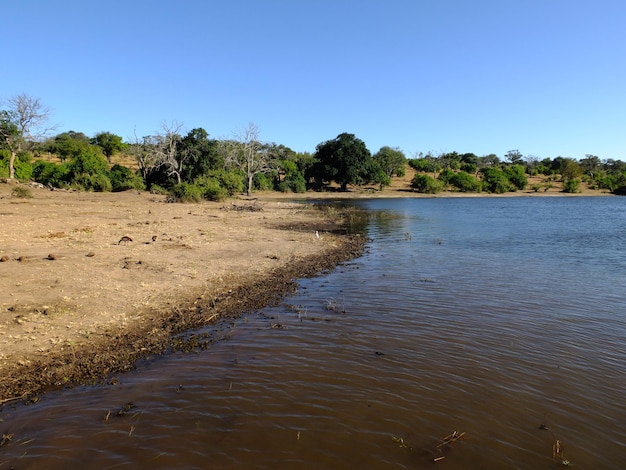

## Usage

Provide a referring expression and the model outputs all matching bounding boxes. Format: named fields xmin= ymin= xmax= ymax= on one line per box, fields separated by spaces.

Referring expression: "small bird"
xmin=315 ymin=230 xmax=320 ymax=239
xmin=118 ymin=235 xmax=133 ymax=245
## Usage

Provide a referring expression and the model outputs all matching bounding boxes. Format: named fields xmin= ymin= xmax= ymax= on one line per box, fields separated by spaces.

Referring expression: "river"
xmin=1 ymin=196 xmax=625 ymax=469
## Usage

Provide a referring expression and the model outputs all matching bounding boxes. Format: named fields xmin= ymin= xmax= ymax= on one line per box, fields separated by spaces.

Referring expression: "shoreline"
xmin=0 ymin=235 xmax=365 ymax=403
xmin=0 ymin=184 xmax=366 ymax=402
xmin=0 ymin=181 xmax=616 ymax=402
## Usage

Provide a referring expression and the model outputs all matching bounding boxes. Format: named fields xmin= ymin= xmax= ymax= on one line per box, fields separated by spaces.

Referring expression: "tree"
xmin=373 ymin=146 xmax=406 ymax=179
xmin=560 ymin=158 xmax=583 ymax=181
xmin=221 ymin=122 xmax=274 ymax=196
xmin=580 ymin=154 xmax=601 ymax=179
xmin=0 ymin=94 xmax=53 ymax=179
xmin=478 ymin=153 xmax=500 ymax=168
xmin=128 ymin=132 xmax=161 ymax=184
xmin=46 ymin=131 xmax=91 ymax=161
xmin=91 ymin=132 xmax=127 ymax=164
xmin=313 ymin=133 xmax=372 ymax=191
xmin=504 ymin=149 xmax=524 ymax=165
xmin=178 ymin=128 xmax=221 ymax=182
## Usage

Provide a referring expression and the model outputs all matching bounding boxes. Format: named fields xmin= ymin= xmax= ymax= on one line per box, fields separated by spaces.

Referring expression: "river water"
xmin=1 ymin=197 xmax=625 ymax=469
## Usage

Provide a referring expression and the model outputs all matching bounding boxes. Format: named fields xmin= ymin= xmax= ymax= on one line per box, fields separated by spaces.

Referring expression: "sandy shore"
xmin=0 ymin=183 xmax=366 ymax=401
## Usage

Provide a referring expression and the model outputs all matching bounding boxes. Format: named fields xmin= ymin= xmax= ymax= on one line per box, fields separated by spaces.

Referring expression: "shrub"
xmin=11 ymin=186 xmax=33 ymax=198
xmin=193 ymin=175 xmax=228 ymax=201
xmin=278 ymin=171 xmax=307 ymax=193
xmin=480 ymin=167 xmax=512 ymax=193
xmin=411 ymin=174 xmax=444 ymax=193
xmin=14 ymin=158 xmax=33 ymax=181
xmin=170 ymin=182 xmax=203 ymax=202
xmin=109 ymin=164 xmax=145 ymax=192
xmin=504 ymin=164 xmax=528 ymax=190
xmin=437 ymin=168 xmax=456 ymax=185
xmin=252 ymin=172 xmax=273 ymax=191
xmin=408 ymin=158 xmax=439 ymax=174
xmin=206 ymin=169 xmax=244 ymax=196
xmin=72 ymin=172 xmax=112 ymax=192
xmin=149 ymin=184 xmax=169 ymax=195
xmin=67 ymin=146 xmax=109 ymax=178
xmin=449 ymin=171 xmax=481 ymax=192
xmin=460 ymin=162 xmax=477 ymax=174
xmin=32 ymin=160 xmax=69 ymax=187
xmin=563 ymin=179 xmax=581 ymax=193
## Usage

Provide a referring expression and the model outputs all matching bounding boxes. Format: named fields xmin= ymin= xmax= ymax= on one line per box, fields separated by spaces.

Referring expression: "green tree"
xmin=560 ymin=158 xmax=583 ymax=181
xmin=580 ymin=154 xmax=601 ymax=179
xmin=67 ymin=145 xmax=109 ymax=180
xmin=313 ymin=133 xmax=372 ymax=191
xmin=178 ymin=128 xmax=221 ymax=182
xmin=373 ymin=146 xmax=406 ymax=180
xmin=91 ymin=132 xmax=127 ymax=164
xmin=46 ymin=131 xmax=91 ymax=161
xmin=408 ymin=155 xmax=440 ymax=174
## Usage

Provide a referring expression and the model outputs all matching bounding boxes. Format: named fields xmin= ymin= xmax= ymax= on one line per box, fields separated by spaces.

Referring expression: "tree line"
xmin=408 ymin=149 xmax=626 ymax=195
xmin=2 ymin=94 xmax=625 ymax=198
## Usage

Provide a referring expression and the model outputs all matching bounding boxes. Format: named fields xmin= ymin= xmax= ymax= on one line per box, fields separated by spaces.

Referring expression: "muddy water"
xmin=1 ymin=197 xmax=625 ymax=469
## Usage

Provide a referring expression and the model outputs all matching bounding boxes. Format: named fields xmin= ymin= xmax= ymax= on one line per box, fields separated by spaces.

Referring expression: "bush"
xmin=278 ymin=172 xmax=307 ymax=193
xmin=206 ymin=169 xmax=244 ymax=196
xmin=437 ymin=168 xmax=456 ymax=185
xmin=109 ymin=164 xmax=145 ymax=192
xmin=170 ymin=182 xmax=203 ymax=202
xmin=14 ymin=158 xmax=33 ymax=181
xmin=504 ymin=164 xmax=528 ymax=190
xmin=253 ymin=172 xmax=273 ymax=191
xmin=11 ymin=186 xmax=33 ymax=198
xmin=193 ymin=176 xmax=228 ymax=201
xmin=449 ymin=171 xmax=481 ymax=192
xmin=480 ymin=167 xmax=512 ymax=193
xmin=72 ymin=172 xmax=112 ymax=192
xmin=32 ymin=160 xmax=69 ymax=187
xmin=563 ymin=179 xmax=581 ymax=193
xmin=149 ymin=184 xmax=169 ymax=195
xmin=411 ymin=174 xmax=444 ymax=193
xmin=67 ymin=147 xmax=109 ymax=178
xmin=408 ymin=158 xmax=439 ymax=174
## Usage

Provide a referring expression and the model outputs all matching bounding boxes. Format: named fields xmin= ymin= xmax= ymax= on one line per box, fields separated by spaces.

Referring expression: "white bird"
xmin=315 ymin=230 xmax=320 ymax=239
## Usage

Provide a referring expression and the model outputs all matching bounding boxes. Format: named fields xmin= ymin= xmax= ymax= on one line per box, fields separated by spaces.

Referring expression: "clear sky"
xmin=2 ymin=0 xmax=625 ymax=160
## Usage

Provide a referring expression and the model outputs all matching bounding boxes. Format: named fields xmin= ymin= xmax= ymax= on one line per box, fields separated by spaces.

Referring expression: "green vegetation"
xmin=411 ymin=174 xmax=444 ymax=193
xmin=2 ymin=94 xmax=626 ymax=198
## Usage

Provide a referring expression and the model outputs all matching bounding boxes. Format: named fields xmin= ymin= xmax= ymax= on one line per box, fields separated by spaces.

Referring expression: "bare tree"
xmin=154 ymin=121 xmax=186 ymax=185
xmin=1 ymin=94 xmax=54 ymax=179
xmin=128 ymin=130 xmax=162 ymax=182
xmin=128 ymin=121 xmax=187 ymax=185
xmin=221 ymin=122 xmax=274 ymax=196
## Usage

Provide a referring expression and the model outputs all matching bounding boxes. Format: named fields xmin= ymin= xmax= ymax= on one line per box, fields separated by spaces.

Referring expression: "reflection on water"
xmin=1 ymin=197 xmax=625 ymax=469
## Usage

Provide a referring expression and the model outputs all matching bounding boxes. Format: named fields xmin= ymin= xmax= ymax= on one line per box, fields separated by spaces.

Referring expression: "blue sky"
xmin=3 ymin=0 xmax=625 ymax=160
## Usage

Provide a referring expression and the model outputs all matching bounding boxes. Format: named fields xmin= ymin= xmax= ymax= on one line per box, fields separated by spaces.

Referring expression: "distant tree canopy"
xmin=313 ymin=133 xmax=372 ymax=191
xmin=3 ymin=91 xmax=626 ymax=198
xmin=91 ymin=132 xmax=127 ymax=163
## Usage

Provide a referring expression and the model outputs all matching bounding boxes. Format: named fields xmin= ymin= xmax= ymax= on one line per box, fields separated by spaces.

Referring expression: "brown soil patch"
xmin=0 ymin=183 xmax=365 ymax=402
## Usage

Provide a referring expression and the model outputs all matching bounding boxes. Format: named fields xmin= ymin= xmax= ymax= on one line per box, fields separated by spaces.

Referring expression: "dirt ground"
xmin=0 ymin=182 xmax=367 ymax=402
xmin=0 ymin=171 xmax=610 ymax=402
